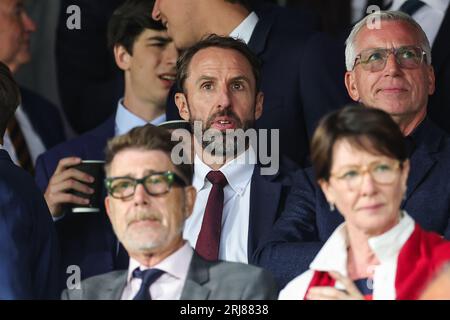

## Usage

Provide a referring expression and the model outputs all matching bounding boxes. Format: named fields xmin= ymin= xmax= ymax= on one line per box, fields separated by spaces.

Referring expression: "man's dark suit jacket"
xmin=62 ymin=251 xmax=278 ymax=300
xmin=255 ymin=118 xmax=450 ymax=290
xmin=20 ymin=87 xmax=66 ymax=150
xmin=428 ymin=4 xmax=450 ymax=135
xmin=34 ymin=116 xmax=122 ymax=289
xmin=165 ymin=8 xmax=349 ymax=166
xmin=0 ymin=150 xmax=60 ymax=299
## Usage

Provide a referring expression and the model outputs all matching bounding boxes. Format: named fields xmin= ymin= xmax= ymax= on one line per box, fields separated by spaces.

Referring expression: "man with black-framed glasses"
xmin=62 ymin=124 xmax=277 ymax=300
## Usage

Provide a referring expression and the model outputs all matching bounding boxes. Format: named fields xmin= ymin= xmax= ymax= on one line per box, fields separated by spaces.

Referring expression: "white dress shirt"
xmin=229 ymin=11 xmax=259 ymax=45
xmin=121 ymin=242 xmax=193 ymax=300
xmin=390 ymin=0 xmax=449 ymax=46
xmin=279 ymin=212 xmax=415 ymax=300
xmin=184 ymin=149 xmax=256 ymax=264
xmin=114 ymin=99 xmax=166 ymax=136
xmin=3 ymin=105 xmax=46 ymax=166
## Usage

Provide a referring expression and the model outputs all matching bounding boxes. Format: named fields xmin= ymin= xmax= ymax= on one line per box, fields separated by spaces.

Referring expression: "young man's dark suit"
xmin=255 ymin=118 xmax=450 ymax=289
xmin=0 ymin=150 xmax=60 ymax=299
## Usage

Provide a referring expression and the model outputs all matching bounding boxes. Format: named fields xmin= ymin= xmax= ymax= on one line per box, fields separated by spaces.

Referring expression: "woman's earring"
xmin=329 ymin=202 xmax=335 ymax=211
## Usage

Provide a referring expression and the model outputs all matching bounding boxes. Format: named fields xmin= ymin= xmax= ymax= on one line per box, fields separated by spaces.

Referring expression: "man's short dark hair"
xmin=105 ymin=124 xmax=193 ymax=185
xmin=107 ymin=0 xmax=165 ymax=54
xmin=0 ymin=62 xmax=20 ymax=137
xmin=176 ymin=34 xmax=261 ymax=93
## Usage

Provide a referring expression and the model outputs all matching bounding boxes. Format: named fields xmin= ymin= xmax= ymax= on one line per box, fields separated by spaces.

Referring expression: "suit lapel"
xmin=180 ymin=253 xmax=211 ymax=300
xmin=431 ymin=4 xmax=450 ymax=74
xmin=248 ymin=167 xmax=282 ymax=261
xmin=404 ymin=120 xmax=441 ymax=204
xmin=100 ymin=271 xmax=128 ymax=300
xmin=248 ymin=12 xmax=274 ymax=56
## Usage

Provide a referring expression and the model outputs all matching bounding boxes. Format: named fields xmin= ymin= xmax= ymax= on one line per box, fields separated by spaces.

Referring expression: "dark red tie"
xmin=195 ymin=171 xmax=228 ymax=261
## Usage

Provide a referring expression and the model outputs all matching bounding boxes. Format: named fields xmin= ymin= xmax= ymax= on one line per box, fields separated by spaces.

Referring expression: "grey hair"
xmin=345 ymin=11 xmax=432 ymax=71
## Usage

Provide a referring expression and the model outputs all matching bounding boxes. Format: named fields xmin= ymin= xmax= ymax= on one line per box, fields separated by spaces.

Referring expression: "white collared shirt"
xmin=3 ymin=105 xmax=46 ymax=166
xmin=121 ymin=242 xmax=193 ymax=300
xmin=390 ymin=0 xmax=449 ymax=46
xmin=183 ymin=149 xmax=256 ymax=263
xmin=229 ymin=11 xmax=259 ymax=45
xmin=279 ymin=212 xmax=415 ymax=300
xmin=114 ymin=99 xmax=166 ymax=136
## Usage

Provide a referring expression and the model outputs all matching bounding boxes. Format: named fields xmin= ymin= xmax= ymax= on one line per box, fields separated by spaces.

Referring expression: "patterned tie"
xmin=132 ymin=268 xmax=165 ymax=300
xmin=398 ymin=0 xmax=426 ymax=16
xmin=195 ymin=171 xmax=228 ymax=261
xmin=6 ymin=115 xmax=34 ymax=173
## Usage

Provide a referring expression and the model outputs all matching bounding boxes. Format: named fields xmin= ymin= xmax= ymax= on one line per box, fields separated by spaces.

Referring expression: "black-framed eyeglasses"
xmin=352 ymin=46 xmax=427 ymax=72
xmin=105 ymin=171 xmax=187 ymax=200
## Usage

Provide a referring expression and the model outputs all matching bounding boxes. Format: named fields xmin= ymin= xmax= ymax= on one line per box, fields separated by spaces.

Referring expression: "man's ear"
xmin=345 ymin=71 xmax=360 ymax=102
xmin=254 ymin=92 xmax=264 ymax=120
xmin=104 ymin=196 xmax=113 ymax=222
xmin=175 ymin=92 xmax=190 ymax=121
xmin=427 ymin=65 xmax=436 ymax=96
xmin=183 ymin=186 xmax=197 ymax=220
xmin=114 ymin=44 xmax=132 ymax=71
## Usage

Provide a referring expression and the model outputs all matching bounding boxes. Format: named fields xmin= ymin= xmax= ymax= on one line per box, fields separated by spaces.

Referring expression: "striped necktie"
xmin=6 ymin=115 xmax=34 ymax=173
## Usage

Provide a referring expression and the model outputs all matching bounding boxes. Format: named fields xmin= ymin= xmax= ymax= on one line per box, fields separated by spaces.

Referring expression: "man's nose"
xmin=383 ymin=52 xmax=402 ymax=76
xmin=133 ymin=183 xmax=149 ymax=205
xmin=164 ymin=42 xmax=178 ymax=67
xmin=216 ymin=86 xmax=232 ymax=110
xmin=152 ymin=0 xmax=161 ymax=21
xmin=22 ymin=12 xmax=37 ymax=33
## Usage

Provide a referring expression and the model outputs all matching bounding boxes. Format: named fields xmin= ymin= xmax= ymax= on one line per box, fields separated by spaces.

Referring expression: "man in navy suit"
xmin=0 ymin=0 xmax=65 ymax=170
xmin=172 ymin=35 xmax=294 ymax=264
xmin=255 ymin=11 xmax=450 ymax=290
xmin=34 ymin=0 xmax=178 ymax=288
xmin=0 ymin=61 xmax=59 ymax=299
xmin=152 ymin=0 xmax=347 ymax=166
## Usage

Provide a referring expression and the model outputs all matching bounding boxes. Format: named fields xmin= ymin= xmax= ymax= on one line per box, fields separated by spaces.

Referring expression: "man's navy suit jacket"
xmin=165 ymin=9 xmax=349 ymax=166
xmin=34 ymin=115 xmax=294 ymax=284
xmin=255 ymin=118 xmax=450 ymax=290
xmin=20 ymin=87 xmax=66 ymax=150
xmin=428 ymin=5 xmax=450 ymax=135
xmin=0 ymin=150 xmax=59 ymax=299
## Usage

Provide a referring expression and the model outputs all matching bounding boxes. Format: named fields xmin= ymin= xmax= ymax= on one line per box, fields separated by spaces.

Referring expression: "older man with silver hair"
xmin=255 ymin=10 xmax=450 ymax=291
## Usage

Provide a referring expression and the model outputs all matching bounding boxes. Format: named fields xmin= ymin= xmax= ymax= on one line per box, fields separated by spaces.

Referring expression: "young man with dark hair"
xmin=34 ymin=0 xmax=178 ymax=289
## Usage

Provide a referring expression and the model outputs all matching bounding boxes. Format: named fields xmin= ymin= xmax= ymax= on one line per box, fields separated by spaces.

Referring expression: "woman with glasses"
xmin=279 ymin=106 xmax=450 ymax=300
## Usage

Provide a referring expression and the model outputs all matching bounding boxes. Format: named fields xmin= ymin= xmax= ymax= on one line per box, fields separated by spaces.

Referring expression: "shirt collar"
xmin=126 ymin=242 xmax=193 ymax=284
xmin=115 ymin=99 xmax=167 ymax=136
xmin=229 ymin=11 xmax=259 ymax=45
xmin=310 ymin=211 xmax=415 ymax=275
xmin=391 ymin=0 xmax=449 ymax=12
xmin=193 ymin=148 xmax=256 ymax=196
